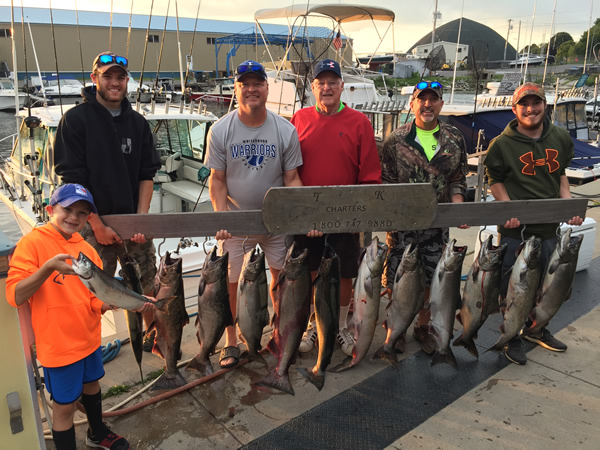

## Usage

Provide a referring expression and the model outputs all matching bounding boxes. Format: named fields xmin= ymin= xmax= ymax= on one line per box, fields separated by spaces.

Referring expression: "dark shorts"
xmin=43 ymin=347 xmax=104 ymax=405
xmin=294 ymin=233 xmax=361 ymax=279
xmin=499 ymin=235 xmax=558 ymax=298
xmin=384 ymin=228 xmax=449 ymax=288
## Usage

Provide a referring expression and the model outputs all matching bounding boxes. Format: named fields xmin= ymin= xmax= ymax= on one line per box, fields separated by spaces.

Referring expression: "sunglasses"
xmin=236 ymin=62 xmax=266 ymax=76
xmin=415 ymin=81 xmax=443 ymax=90
xmin=97 ymin=54 xmax=128 ymax=67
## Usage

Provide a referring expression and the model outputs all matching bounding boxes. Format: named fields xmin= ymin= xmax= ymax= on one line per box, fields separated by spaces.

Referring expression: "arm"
xmin=490 ymin=182 xmax=520 ymax=229
xmin=559 ymin=175 xmax=584 ymax=226
xmin=13 ymin=254 xmax=75 ymax=306
xmin=87 ymin=213 xmax=123 ymax=245
xmin=208 ymin=169 xmax=232 ymax=240
xmin=130 ymin=179 xmax=154 ymax=244
xmin=358 ymin=118 xmax=382 ymax=184
xmin=283 ymin=168 xmax=303 ymax=187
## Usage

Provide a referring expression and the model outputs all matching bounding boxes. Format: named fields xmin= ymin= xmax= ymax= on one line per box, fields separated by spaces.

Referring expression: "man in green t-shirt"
xmin=484 ymin=82 xmax=583 ymax=366
xmin=379 ymin=81 xmax=469 ymax=355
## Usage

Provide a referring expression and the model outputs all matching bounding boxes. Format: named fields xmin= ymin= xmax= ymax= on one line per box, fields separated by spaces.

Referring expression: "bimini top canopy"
xmin=254 ymin=4 xmax=395 ymax=23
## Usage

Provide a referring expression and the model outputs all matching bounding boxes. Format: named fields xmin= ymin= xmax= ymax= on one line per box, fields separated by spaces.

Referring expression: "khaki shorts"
xmin=221 ymin=234 xmax=288 ymax=281
xmin=80 ymin=223 xmax=157 ymax=295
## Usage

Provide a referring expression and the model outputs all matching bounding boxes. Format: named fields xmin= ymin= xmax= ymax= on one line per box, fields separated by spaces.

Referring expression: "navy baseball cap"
xmin=313 ymin=59 xmax=342 ymax=79
xmin=50 ymin=184 xmax=97 ymax=214
xmin=235 ymin=60 xmax=268 ymax=82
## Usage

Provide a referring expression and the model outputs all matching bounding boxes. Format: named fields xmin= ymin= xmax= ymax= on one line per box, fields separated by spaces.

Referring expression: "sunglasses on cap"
xmin=415 ymin=81 xmax=443 ymax=90
xmin=98 ymin=54 xmax=128 ymax=67
xmin=236 ymin=62 xmax=266 ymax=76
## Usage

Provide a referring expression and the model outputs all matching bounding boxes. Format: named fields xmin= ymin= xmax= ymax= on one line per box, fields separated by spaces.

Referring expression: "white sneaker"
xmin=337 ymin=328 xmax=355 ymax=356
xmin=299 ymin=322 xmax=318 ymax=353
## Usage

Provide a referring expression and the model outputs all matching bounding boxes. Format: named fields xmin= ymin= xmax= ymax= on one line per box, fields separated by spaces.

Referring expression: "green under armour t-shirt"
xmin=415 ymin=125 xmax=440 ymax=161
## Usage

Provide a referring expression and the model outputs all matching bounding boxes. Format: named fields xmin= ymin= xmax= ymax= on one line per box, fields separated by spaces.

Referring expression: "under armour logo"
xmin=519 ymin=149 xmax=559 ymax=176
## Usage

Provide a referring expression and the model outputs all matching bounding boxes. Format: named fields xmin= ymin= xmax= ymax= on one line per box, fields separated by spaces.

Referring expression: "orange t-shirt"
xmin=6 ymin=223 xmax=105 ymax=368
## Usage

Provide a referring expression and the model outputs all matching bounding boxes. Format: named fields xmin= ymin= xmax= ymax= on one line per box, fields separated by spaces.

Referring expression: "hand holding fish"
xmin=47 ymin=253 xmax=77 ymax=276
xmin=133 ymin=295 xmax=158 ymax=312
xmin=215 ymin=229 xmax=232 ymax=240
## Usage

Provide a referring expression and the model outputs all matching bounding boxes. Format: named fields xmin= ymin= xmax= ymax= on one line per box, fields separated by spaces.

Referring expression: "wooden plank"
xmin=102 ymin=210 xmax=267 ymax=239
xmin=430 ymin=198 xmax=588 ymax=229
xmin=261 ymin=184 xmax=438 ymax=234
xmin=102 ymin=198 xmax=589 ymax=240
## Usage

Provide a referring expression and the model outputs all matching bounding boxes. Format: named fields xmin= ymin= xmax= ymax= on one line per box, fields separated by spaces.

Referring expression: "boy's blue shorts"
xmin=43 ymin=347 xmax=105 ymax=405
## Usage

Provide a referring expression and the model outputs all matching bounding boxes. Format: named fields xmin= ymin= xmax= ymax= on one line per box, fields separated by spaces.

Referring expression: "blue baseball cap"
xmin=235 ymin=60 xmax=268 ymax=82
xmin=313 ymin=59 xmax=342 ymax=79
xmin=50 ymin=184 xmax=97 ymax=214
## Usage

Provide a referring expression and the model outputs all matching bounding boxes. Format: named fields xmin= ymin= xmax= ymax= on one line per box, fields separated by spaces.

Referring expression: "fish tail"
xmin=328 ymin=356 xmax=354 ymax=373
xmin=372 ymin=345 xmax=398 ymax=366
xmin=185 ymin=356 xmax=214 ymax=377
xmin=453 ymin=334 xmax=479 ymax=359
xmin=431 ymin=349 xmax=458 ymax=369
xmin=256 ymin=371 xmax=294 ymax=395
xmin=241 ymin=350 xmax=267 ymax=366
xmin=297 ymin=367 xmax=325 ymax=391
xmin=151 ymin=369 xmax=187 ymax=391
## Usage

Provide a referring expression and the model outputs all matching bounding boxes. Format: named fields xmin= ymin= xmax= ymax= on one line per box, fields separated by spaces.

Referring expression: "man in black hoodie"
xmin=54 ymin=52 xmax=161 ymax=359
xmin=484 ymin=82 xmax=583 ymax=366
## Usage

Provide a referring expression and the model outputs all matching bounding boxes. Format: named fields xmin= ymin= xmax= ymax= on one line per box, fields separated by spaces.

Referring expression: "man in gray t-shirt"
xmin=204 ymin=60 xmax=303 ymax=369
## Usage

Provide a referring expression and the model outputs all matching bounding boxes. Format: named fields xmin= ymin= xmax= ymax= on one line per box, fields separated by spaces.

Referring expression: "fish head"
xmin=523 ymin=236 xmax=542 ymax=268
xmin=201 ymin=246 xmax=228 ymax=283
xmin=479 ymin=235 xmax=507 ymax=270
xmin=400 ymin=243 xmax=421 ymax=271
xmin=71 ymin=252 xmax=94 ymax=279
xmin=119 ymin=254 xmax=142 ymax=284
xmin=439 ymin=239 xmax=466 ymax=271
xmin=241 ymin=247 xmax=266 ymax=281
xmin=562 ymin=229 xmax=583 ymax=262
xmin=283 ymin=243 xmax=309 ymax=280
xmin=158 ymin=251 xmax=183 ymax=284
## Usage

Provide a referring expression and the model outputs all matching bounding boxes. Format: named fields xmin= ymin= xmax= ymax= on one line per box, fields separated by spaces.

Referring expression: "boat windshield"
xmin=149 ymin=119 xmax=211 ymax=162
xmin=553 ymin=102 xmax=587 ymax=132
xmin=0 ymin=79 xmax=13 ymax=89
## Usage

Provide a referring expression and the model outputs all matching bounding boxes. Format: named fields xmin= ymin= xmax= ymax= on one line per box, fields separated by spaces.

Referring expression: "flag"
xmin=333 ymin=30 xmax=342 ymax=50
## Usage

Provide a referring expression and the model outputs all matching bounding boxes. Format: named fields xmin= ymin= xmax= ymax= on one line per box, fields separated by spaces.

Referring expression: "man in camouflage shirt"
xmin=379 ymin=80 xmax=468 ymax=354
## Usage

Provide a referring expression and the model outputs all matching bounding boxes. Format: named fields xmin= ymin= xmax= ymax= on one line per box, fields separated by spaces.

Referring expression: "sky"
xmin=2 ymin=0 xmax=600 ymax=56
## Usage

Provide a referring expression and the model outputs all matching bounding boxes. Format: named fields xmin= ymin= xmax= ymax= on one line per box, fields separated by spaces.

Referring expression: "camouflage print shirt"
xmin=380 ymin=120 xmax=468 ymax=288
xmin=379 ymin=120 xmax=468 ymax=202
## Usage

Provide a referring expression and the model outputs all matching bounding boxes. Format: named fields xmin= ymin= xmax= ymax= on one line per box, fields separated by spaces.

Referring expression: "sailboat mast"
xmin=543 ymin=0 xmax=557 ymax=84
xmin=583 ymin=0 xmax=594 ymax=73
xmin=450 ymin=0 xmax=465 ymax=103
xmin=431 ymin=0 xmax=439 ymax=53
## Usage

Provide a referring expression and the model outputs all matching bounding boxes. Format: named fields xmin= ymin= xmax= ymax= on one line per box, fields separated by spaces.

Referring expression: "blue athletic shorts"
xmin=43 ymin=347 xmax=105 ymax=404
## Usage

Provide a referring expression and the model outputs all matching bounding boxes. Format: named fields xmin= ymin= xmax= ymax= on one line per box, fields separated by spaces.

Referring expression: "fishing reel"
xmin=24 ymin=116 xmax=41 ymax=129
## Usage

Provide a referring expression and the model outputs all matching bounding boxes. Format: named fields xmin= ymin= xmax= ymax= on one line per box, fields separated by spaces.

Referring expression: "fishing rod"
xmin=136 ymin=0 xmax=155 ymax=111
xmin=175 ymin=0 xmax=185 ymax=109
xmin=126 ymin=0 xmax=134 ymax=60
xmin=10 ymin=0 xmax=26 ymax=200
xmin=151 ymin=0 xmax=171 ymax=109
xmin=183 ymin=0 xmax=202 ymax=102
xmin=74 ymin=0 xmax=86 ymax=92
xmin=48 ymin=0 xmax=64 ymax=116
xmin=109 ymin=0 xmax=114 ymax=51
xmin=26 ymin=19 xmax=48 ymax=106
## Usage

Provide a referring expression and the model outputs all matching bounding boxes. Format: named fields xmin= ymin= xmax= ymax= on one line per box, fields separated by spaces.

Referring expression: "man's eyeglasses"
xmin=98 ymin=54 xmax=128 ymax=67
xmin=415 ymin=81 xmax=443 ymax=90
xmin=314 ymin=80 xmax=341 ymax=89
xmin=236 ymin=62 xmax=266 ymax=76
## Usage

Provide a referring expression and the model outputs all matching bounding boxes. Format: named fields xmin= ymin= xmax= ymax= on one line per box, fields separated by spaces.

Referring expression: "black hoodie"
xmin=54 ymin=86 xmax=160 ymax=216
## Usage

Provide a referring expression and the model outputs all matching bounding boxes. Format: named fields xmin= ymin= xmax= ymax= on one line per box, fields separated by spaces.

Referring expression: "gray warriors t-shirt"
xmin=204 ymin=109 xmax=303 ymax=211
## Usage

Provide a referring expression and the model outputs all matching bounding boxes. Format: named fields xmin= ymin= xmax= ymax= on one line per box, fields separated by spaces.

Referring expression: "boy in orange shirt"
xmin=6 ymin=184 xmax=153 ymax=450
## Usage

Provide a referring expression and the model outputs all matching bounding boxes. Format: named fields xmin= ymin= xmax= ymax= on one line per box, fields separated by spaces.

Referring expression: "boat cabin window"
xmin=552 ymin=102 xmax=587 ymax=134
xmin=149 ymin=119 xmax=211 ymax=162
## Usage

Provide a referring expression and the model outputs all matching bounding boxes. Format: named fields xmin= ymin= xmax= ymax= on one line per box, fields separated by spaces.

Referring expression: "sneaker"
xmin=412 ymin=325 xmax=436 ymax=355
xmin=337 ymin=328 xmax=355 ymax=356
xmin=523 ymin=328 xmax=567 ymax=352
xmin=86 ymin=423 xmax=130 ymax=450
xmin=504 ymin=338 xmax=527 ymax=365
xmin=142 ymin=330 xmax=156 ymax=353
xmin=298 ymin=322 xmax=318 ymax=353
